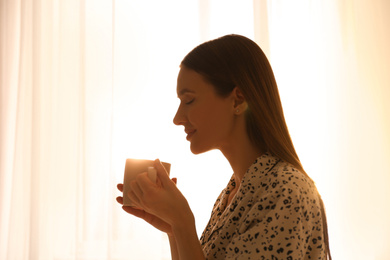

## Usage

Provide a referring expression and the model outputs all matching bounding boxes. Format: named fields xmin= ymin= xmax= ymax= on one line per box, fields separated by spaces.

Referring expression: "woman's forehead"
xmin=176 ymin=67 xmax=212 ymax=96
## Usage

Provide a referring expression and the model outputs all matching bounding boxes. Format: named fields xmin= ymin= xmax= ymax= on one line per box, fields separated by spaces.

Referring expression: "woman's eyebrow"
xmin=177 ymin=88 xmax=195 ymax=97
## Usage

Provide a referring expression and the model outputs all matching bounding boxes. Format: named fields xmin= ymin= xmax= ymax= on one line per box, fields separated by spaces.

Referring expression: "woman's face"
xmin=173 ymin=67 xmax=236 ymax=154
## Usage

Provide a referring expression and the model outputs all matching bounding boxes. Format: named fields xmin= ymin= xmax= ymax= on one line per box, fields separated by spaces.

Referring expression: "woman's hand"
xmin=116 ymin=159 xmax=194 ymax=233
xmin=116 ymin=183 xmax=175 ymax=235
xmin=117 ymin=160 xmax=204 ymax=260
xmin=126 ymin=159 xmax=194 ymax=227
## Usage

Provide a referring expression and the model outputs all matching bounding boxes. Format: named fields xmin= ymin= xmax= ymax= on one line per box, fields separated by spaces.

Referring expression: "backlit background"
xmin=1 ymin=0 xmax=389 ymax=259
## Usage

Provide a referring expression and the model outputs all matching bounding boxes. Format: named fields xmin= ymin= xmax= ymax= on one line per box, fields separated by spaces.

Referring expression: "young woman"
xmin=116 ymin=34 xmax=331 ymax=260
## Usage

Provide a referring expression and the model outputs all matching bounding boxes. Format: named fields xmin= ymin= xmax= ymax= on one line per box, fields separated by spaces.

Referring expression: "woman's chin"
xmin=190 ymin=143 xmax=210 ymax=155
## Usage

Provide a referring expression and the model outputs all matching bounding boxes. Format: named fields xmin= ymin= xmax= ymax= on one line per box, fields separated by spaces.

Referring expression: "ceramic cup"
xmin=123 ymin=158 xmax=171 ymax=207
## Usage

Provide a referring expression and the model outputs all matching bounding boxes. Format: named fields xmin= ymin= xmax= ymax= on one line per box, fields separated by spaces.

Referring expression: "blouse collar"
xmin=202 ymin=152 xmax=281 ymax=243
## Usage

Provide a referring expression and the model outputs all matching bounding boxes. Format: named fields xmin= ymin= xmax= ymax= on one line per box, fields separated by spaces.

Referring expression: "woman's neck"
xmin=220 ymin=135 xmax=263 ymax=186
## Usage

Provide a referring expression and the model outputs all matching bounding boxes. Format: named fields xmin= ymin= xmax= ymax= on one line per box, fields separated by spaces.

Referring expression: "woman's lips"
xmin=185 ymin=130 xmax=196 ymax=140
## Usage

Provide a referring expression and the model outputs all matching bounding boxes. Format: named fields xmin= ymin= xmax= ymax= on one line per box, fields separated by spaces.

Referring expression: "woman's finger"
xmin=130 ymin=178 xmax=145 ymax=197
xmin=135 ymin=172 xmax=156 ymax=195
xmin=116 ymin=196 xmax=123 ymax=205
xmin=154 ymin=159 xmax=171 ymax=186
xmin=128 ymin=190 xmax=142 ymax=207
xmin=117 ymin=183 xmax=124 ymax=192
xmin=122 ymin=206 xmax=146 ymax=218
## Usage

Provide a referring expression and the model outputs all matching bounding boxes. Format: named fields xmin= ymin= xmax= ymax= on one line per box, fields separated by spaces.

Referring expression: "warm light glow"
xmin=111 ymin=0 xmax=257 ymax=240
xmin=1 ymin=0 xmax=389 ymax=259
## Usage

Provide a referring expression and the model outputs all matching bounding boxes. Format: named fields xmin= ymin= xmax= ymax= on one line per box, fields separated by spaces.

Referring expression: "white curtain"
xmin=264 ymin=1 xmax=390 ymax=259
xmin=1 ymin=0 xmax=389 ymax=259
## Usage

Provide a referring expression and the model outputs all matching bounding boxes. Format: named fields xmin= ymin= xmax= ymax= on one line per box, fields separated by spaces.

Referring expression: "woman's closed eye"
xmin=185 ymin=98 xmax=195 ymax=105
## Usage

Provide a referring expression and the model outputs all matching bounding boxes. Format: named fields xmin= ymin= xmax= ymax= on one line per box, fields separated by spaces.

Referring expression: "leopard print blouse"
xmin=200 ymin=153 xmax=326 ymax=259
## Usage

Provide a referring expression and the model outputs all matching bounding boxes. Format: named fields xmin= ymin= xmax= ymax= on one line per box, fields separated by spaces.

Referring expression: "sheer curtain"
xmin=1 ymin=0 xmax=389 ymax=260
xmin=264 ymin=1 xmax=390 ymax=259
xmin=0 ymin=0 xmax=254 ymax=259
xmin=1 ymin=0 xmax=116 ymax=258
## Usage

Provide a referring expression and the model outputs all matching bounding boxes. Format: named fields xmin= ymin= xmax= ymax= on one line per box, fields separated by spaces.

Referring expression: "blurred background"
xmin=1 ymin=0 xmax=389 ymax=259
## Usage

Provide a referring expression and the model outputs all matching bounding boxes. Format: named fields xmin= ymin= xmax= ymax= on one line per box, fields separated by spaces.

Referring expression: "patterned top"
xmin=200 ymin=153 xmax=326 ymax=259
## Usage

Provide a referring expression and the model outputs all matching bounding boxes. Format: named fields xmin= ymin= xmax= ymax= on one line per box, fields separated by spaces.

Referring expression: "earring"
xmin=236 ymin=109 xmax=240 ymax=113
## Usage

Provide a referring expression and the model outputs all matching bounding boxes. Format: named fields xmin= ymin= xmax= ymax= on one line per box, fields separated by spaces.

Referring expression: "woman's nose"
xmin=173 ymin=107 xmax=185 ymax=126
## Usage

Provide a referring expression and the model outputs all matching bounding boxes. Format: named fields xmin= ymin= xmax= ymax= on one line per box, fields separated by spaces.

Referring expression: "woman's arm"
xmin=171 ymin=215 xmax=205 ymax=260
xmin=117 ymin=183 xmax=180 ymax=260
xmin=168 ymin=234 xmax=179 ymax=260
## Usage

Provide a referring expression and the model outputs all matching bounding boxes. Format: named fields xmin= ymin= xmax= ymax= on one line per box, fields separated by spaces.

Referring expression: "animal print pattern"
xmin=200 ymin=153 xmax=326 ymax=259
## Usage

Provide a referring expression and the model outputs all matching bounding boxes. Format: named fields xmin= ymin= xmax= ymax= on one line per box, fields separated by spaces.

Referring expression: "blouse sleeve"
xmin=224 ymin=173 xmax=324 ymax=259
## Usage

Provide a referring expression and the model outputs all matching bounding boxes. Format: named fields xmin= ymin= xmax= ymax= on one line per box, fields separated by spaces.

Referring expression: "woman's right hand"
xmin=116 ymin=181 xmax=176 ymax=235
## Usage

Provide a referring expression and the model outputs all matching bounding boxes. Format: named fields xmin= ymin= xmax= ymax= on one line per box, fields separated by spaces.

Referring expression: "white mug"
xmin=123 ymin=159 xmax=171 ymax=207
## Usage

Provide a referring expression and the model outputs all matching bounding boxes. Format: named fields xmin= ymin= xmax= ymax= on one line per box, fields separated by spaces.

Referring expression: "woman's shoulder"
xmin=243 ymin=154 xmax=319 ymax=203
xmin=239 ymin=154 xmax=324 ymax=232
xmin=271 ymin=160 xmax=316 ymax=191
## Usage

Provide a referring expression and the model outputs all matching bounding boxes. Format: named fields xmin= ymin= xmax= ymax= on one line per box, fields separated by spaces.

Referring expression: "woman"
xmin=116 ymin=34 xmax=331 ymax=260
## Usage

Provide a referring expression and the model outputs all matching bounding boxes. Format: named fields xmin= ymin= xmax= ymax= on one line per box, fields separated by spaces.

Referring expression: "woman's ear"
xmin=232 ymin=87 xmax=248 ymax=114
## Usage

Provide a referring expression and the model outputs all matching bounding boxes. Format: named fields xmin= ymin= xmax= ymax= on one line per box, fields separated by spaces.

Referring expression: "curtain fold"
xmin=1 ymin=0 xmax=32 ymax=258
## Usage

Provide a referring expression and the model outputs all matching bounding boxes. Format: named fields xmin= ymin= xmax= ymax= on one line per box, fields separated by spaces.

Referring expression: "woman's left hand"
xmin=127 ymin=159 xmax=194 ymax=228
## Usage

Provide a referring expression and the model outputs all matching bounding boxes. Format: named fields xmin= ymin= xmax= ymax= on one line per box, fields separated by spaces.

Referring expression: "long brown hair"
xmin=181 ymin=34 xmax=331 ymax=259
